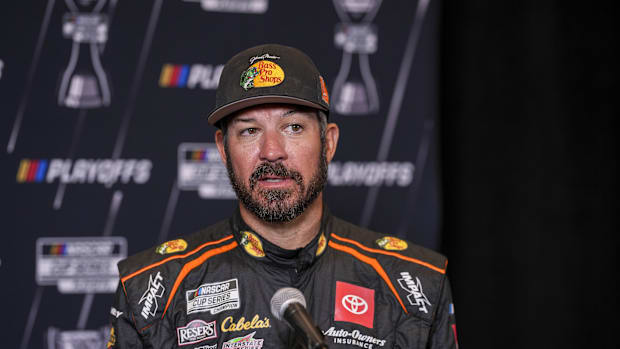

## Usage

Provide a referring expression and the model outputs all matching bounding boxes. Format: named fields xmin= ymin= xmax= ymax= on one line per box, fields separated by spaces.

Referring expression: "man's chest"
xmin=152 ymin=258 xmax=429 ymax=349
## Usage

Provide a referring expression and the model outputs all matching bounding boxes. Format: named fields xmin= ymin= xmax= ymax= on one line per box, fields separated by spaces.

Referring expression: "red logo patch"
xmin=319 ymin=76 xmax=329 ymax=104
xmin=334 ymin=281 xmax=374 ymax=328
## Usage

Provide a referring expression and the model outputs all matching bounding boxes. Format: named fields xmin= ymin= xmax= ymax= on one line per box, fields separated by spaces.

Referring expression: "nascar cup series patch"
xmin=375 ymin=236 xmax=408 ymax=251
xmin=156 ymin=239 xmax=188 ymax=255
xmin=240 ymin=53 xmax=284 ymax=90
xmin=240 ymin=231 xmax=265 ymax=258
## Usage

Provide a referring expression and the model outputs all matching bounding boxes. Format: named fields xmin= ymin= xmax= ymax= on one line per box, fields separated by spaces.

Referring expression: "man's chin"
xmin=252 ymin=195 xmax=298 ymax=210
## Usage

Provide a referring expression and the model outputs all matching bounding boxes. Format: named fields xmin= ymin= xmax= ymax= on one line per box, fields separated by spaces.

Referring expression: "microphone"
xmin=270 ymin=287 xmax=328 ymax=349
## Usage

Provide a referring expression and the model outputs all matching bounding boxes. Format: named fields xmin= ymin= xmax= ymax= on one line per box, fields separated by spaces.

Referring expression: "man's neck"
xmin=238 ymin=195 xmax=324 ymax=250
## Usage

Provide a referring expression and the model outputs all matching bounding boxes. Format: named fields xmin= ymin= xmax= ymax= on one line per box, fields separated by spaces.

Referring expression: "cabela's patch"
xmin=241 ymin=231 xmax=265 ymax=257
xmin=240 ymin=60 xmax=284 ymax=90
xmin=375 ymin=236 xmax=408 ymax=251
xmin=156 ymin=239 xmax=187 ymax=255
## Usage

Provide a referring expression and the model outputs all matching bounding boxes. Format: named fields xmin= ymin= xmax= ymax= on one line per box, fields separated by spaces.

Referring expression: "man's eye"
xmin=287 ymin=124 xmax=303 ymax=133
xmin=240 ymin=128 xmax=258 ymax=136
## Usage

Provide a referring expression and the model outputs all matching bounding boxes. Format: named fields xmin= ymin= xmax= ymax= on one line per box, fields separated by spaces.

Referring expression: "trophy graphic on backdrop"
xmin=331 ymin=0 xmax=382 ymax=115
xmin=182 ymin=0 xmax=269 ymax=14
xmin=58 ymin=0 xmax=111 ymax=108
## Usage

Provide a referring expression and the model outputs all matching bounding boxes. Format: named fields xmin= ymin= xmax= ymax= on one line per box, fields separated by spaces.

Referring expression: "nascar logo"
xmin=43 ymin=241 xmax=116 ymax=256
xmin=16 ymin=159 xmax=48 ymax=182
xmin=16 ymin=158 xmax=152 ymax=185
xmin=159 ymin=64 xmax=223 ymax=89
xmin=177 ymin=143 xmax=235 ymax=199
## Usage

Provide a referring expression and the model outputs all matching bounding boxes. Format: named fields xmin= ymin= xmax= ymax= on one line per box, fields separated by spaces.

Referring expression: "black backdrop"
xmin=441 ymin=2 xmax=617 ymax=348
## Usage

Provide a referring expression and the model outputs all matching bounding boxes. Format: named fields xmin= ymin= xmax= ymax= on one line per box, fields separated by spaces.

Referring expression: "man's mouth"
xmin=259 ymin=175 xmax=289 ymax=182
xmin=248 ymin=162 xmax=303 ymax=191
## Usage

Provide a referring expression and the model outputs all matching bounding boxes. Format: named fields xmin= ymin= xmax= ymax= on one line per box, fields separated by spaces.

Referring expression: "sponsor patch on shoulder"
xmin=240 ymin=231 xmax=265 ymax=257
xmin=316 ymin=233 xmax=327 ymax=256
xmin=375 ymin=236 xmax=408 ymax=251
xmin=155 ymin=239 xmax=187 ymax=255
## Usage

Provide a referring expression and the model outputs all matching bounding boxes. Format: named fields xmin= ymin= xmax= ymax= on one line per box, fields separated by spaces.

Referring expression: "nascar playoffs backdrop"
xmin=0 ymin=1 xmax=440 ymax=348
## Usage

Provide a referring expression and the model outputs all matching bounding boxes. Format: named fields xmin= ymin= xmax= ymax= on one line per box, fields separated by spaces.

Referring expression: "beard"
xmin=225 ymin=141 xmax=328 ymax=223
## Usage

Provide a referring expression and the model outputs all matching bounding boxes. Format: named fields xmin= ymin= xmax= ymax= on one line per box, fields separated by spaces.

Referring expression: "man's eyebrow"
xmin=230 ymin=117 xmax=255 ymax=124
xmin=281 ymin=108 xmax=314 ymax=118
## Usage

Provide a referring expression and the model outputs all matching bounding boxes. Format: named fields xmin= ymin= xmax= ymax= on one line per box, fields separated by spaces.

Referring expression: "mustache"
xmin=249 ymin=162 xmax=303 ymax=190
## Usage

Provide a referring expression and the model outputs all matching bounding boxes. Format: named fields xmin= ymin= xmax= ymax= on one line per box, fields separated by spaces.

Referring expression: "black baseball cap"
xmin=207 ymin=43 xmax=330 ymax=126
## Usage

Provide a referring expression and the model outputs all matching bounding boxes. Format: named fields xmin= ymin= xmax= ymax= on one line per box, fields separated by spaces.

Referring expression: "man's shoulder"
xmin=114 ymin=218 xmax=236 ymax=331
xmin=329 ymin=216 xmax=448 ymax=321
xmin=117 ymin=218 xmax=233 ymax=278
xmin=329 ymin=215 xmax=447 ymax=273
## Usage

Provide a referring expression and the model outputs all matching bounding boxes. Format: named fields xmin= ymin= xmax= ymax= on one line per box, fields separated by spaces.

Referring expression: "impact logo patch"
xmin=156 ymin=239 xmax=187 ymax=255
xmin=139 ymin=272 xmax=165 ymax=319
xmin=177 ymin=319 xmax=217 ymax=346
xmin=375 ymin=236 xmax=408 ymax=251
xmin=240 ymin=54 xmax=284 ymax=90
xmin=186 ymin=279 xmax=240 ymax=315
xmin=334 ymin=281 xmax=375 ymax=328
xmin=397 ymin=272 xmax=431 ymax=313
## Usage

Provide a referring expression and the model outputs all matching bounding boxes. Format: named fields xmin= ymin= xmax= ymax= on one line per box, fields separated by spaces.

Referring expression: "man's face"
xmin=215 ymin=104 xmax=337 ymax=223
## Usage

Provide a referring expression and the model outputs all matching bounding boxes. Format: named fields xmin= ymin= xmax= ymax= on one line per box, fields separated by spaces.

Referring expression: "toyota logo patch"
xmin=334 ymin=281 xmax=375 ymax=328
xmin=342 ymin=294 xmax=368 ymax=315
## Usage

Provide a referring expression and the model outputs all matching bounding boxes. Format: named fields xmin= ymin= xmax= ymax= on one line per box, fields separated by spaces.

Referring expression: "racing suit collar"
xmin=230 ymin=204 xmax=332 ymax=269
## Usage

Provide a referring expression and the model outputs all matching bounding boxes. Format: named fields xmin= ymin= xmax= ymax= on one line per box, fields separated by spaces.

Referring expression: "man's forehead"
xmin=227 ymin=104 xmax=317 ymax=123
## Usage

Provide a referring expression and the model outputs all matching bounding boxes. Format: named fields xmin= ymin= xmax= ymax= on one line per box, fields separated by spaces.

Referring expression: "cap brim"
xmin=207 ymin=95 xmax=328 ymax=126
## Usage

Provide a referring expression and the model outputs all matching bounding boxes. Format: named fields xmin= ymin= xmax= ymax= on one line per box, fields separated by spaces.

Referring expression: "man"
xmin=108 ymin=44 xmax=457 ymax=349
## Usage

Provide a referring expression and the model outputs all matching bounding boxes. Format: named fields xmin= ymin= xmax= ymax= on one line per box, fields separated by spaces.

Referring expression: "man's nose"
xmin=258 ymin=130 xmax=287 ymax=162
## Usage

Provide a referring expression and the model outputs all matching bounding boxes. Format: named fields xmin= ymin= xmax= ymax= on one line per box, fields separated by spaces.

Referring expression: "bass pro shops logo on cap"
xmin=240 ymin=53 xmax=284 ymax=90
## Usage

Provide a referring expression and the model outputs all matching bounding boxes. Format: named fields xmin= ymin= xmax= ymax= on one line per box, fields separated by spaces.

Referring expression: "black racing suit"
xmin=108 ymin=207 xmax=457 ymax=348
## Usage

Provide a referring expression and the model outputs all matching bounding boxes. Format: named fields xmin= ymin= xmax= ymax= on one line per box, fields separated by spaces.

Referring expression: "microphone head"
xmin=270 ymin=287 xmax=307 ymax=320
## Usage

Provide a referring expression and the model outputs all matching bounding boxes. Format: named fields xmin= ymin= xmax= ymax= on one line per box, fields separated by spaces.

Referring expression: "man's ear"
xmin=324 ymin=123 xmax=340 ymax=163
xmin=214 ymin=129 xmax=227 ymax=166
